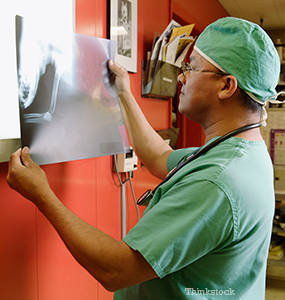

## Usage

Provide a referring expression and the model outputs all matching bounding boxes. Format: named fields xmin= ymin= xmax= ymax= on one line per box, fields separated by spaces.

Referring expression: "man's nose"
xmin=177 ymin=73 xmax=185 ymax=85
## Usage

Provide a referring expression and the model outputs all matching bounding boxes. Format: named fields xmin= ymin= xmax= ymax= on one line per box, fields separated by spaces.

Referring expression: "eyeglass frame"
xmin=181 ymin=61 xmax=228 ymax=77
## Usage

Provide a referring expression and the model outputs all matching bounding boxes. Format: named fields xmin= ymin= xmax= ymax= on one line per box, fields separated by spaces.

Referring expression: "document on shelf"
xmin=165 ymin=36 xmax=195 ymax=65
xmin=163 ymin=23 xmax=195 ymax=63
xmin=174 ymin=38 xmax=195 ymax=67
xmin=169 ymin=24 xmax=195 ymax=43
xmin=158 ymin=36 xmax=169 ymax=61
xmin=163 ymin=33 xmax=188 ymax=62
xmin=150 ymin=20 xmax=181 ymax=60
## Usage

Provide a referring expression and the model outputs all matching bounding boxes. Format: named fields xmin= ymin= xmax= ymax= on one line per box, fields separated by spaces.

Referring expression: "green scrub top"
xmin=114 ymin=137 xmax=274 ymax=299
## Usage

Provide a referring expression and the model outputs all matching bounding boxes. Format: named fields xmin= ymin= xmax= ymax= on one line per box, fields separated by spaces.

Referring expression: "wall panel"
xmin=0 ymin=164 xmax=38 ymax=300
xmin=36 ymin=159 xmax=99 ymax=300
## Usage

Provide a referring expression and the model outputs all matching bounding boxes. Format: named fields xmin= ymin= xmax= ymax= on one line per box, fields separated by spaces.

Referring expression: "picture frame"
xmin=109 ymin=0 xmax=138 ymax=73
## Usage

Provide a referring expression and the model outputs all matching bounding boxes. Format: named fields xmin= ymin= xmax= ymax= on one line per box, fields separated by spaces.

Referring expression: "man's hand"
xmin=108 ymin=60 xmax=132 ymax=99
xmin=6 ymin=147 xmax=52 ymax=204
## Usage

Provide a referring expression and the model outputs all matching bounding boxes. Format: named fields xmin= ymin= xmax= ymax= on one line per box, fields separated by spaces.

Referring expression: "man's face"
xmin=177 ymin=50 xmax=224 ymax=125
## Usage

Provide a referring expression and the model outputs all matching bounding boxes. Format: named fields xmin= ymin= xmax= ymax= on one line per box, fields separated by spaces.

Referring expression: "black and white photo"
xmin=110 ymin=0 xmax=137 ymax=73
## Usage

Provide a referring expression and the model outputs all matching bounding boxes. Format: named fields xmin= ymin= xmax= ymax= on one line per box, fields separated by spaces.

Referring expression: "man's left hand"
xmin=6 ymin=147 xmax=52 ymax=204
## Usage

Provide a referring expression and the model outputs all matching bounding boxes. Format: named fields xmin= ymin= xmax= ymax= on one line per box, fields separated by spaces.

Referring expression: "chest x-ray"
xmin=16 ymin=15 xmax=129 ymax=165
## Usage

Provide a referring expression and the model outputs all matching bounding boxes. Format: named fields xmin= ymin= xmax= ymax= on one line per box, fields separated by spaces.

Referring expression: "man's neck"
xmin=203 ymin=119 xmax=263 ymax=144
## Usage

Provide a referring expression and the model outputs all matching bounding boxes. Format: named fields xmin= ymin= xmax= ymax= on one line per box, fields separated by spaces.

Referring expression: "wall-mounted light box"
xmin=0 ymin=0 xmax=74 ymax=162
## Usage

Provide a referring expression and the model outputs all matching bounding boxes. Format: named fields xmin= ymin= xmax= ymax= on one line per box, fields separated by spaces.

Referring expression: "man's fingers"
xmin=108 ymin=60 xmax=128 ymax=77
xmin=20 ymin=147 xmax=33 ymax=167
xmin=8 ymin=148 xmax=23 ymax=169
xmin=7 ymin=147 xmax=32 ymax=185
xmin=6 ymin=148 xmax=24 ymax=189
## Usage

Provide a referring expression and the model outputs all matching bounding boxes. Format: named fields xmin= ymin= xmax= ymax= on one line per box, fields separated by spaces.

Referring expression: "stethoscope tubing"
xmin=137 ymin=122 xmax=262 ymax=205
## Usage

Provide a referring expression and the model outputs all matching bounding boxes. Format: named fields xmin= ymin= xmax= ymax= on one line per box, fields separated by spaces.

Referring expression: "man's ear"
xmin=218 ymin=75 xmax=238 ymax=99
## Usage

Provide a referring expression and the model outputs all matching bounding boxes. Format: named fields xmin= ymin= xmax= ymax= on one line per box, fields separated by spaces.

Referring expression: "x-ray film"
xmin=16 ymin=15 xmax=129 ymax=165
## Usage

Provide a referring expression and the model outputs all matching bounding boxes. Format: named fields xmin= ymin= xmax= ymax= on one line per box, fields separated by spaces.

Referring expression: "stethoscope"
xmin=137 ymin=122 xmax=262 ymax=206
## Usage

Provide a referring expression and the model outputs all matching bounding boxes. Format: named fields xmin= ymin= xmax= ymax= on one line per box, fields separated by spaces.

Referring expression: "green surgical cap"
xmin=194 ymin=17 xmax=280 ymax=103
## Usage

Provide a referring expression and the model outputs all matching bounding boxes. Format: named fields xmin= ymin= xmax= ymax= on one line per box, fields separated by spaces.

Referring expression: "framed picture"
xmin=110 ymin=0 xmax=137 ymax=73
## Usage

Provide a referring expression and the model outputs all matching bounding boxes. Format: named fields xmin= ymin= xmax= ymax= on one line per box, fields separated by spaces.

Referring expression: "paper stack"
xmin=142 ymin=20 xmax=196 ymax=98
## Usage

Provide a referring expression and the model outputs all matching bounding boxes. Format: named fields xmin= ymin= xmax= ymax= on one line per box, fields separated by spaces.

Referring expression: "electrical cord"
xmin=113 ymin=154 xmax=129 ymax=186
xmin=128 ymin=171 xmax=140 ymax=221
xmin=113 ymin=155 xmax=140 ymax=220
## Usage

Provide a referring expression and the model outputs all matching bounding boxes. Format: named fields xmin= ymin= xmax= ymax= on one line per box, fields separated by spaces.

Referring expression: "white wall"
xmin=0 ymin=0 xmax=74 ymax=161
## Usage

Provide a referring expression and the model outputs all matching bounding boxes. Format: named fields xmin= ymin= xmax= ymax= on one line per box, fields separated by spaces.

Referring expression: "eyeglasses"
xmin=181 ymin=61 xmax=227 ymax=77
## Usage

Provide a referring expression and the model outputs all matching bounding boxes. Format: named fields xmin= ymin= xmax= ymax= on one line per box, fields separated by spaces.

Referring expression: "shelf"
xmin=268 ymin=255 xmax=285 ymax=267
xmin=267 ymin=107 xmax=285 ymax=111
xmin=273 ymin=225 xmax=285 ymax=237
xmin=276 ymin=190 xmax=285 ymax=202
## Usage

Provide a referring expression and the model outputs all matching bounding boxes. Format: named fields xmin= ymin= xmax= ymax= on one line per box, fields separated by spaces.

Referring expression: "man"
xmin=7 ymin=17 xmax=283 ymax=299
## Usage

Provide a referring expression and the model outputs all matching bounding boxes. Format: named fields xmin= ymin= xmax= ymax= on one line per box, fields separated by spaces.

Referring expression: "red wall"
xmin=0 ymin=1 xmax=228 ymax=299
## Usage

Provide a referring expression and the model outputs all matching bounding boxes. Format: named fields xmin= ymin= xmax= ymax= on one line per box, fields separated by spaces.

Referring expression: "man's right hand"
xmin=108 ymin=60 xmax=132 ymax=99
